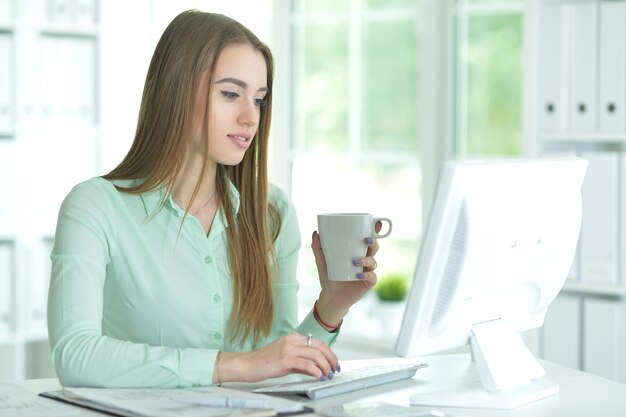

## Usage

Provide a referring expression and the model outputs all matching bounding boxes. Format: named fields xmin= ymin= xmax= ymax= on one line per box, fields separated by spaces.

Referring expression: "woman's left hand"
xmin=311 ymin=222 xmax=382 ymax=329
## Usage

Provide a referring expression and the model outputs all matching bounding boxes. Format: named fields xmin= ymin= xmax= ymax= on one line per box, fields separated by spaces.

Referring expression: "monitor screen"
xmin=395 ymin=157 xmax=587 ymax=409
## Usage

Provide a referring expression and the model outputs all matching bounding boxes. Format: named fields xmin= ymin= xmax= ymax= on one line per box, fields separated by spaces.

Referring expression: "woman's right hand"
xmin=215 ymin=332 xmax=339 ymax=383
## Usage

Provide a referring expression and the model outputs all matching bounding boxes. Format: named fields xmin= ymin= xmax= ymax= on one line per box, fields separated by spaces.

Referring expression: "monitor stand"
xmin=410 ymin=319 xmax=559 ymax=409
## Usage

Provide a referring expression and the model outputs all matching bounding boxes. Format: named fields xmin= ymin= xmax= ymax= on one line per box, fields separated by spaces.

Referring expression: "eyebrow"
xmin=215 ymin=77 xmax=269 ymax=93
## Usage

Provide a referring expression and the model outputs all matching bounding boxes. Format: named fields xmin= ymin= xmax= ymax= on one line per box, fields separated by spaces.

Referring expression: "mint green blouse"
xmin=48 ymin=177 xmax=337 ymax=388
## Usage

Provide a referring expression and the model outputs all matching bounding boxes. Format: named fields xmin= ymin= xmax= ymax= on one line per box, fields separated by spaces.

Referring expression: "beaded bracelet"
xmin=313 ymin=300 xmax=343 ymax=331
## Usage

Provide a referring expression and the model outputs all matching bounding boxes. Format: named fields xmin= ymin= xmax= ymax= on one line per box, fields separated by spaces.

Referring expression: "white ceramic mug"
xmin=317 ymin=213 xmax=392 ymax=281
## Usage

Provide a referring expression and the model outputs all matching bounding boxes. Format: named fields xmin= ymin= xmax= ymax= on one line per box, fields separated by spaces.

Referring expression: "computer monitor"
xmin=395 ymin=157 xmax=587 ymax=409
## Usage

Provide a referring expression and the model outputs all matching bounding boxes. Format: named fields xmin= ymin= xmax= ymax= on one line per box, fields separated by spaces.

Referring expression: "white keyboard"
xmin=253 ymin=363 xmax=428 ymax=400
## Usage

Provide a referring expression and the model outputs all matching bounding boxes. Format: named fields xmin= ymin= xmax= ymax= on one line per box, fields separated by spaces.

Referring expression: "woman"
xmin=48 ymin=10 xmax=380 ymax=388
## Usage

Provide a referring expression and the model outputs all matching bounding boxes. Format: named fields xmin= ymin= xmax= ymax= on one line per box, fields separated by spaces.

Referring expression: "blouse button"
xmin=214 ymin=333 xmax=222 ymax=341
xmin=213 ymin=294 xmax=221 ymax=303
xmin=204 ymin=256 xmax=212 ymax=264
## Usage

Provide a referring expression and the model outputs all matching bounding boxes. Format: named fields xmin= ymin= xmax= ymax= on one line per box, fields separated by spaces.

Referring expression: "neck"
xmin=171 ymin=156 xmax=218 ymax=213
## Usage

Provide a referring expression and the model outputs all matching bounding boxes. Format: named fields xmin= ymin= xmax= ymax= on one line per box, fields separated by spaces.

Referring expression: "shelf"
xmin=0 ymin=129 xmax=15 ymax=138
xmin=24 ymin=333 xmax=48 ymax=343
xmin=561 ymin=281 xmax=626 ymax=299
xmin=40 ymin=25 xmax=99 ymax=38
xmin=539 ymin=132 xmax=626 ymax=143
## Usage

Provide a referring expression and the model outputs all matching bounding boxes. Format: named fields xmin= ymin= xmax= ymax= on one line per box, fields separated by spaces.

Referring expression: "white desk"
xmin=8 ymin=354 xmax=626 ymax=417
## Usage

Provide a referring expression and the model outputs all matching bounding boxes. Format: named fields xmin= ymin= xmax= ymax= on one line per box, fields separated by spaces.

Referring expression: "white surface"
xmin=10 ymin=354 xmax=626 ymax=417
xmin=410 ymin=377 xmax=558 ymax=410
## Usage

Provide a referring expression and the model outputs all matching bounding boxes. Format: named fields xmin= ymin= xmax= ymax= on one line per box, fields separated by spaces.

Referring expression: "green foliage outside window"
xmin=363 ymin=20 xmax=419 ymax=153
xmin=301 ymin=23 xmax=349 ymax=152
xmin=465 ymin=13 xmax=523 ymax=157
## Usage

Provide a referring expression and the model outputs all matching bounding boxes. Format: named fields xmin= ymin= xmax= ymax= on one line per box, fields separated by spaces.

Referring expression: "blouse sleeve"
xmin=48 ymin=180 xmax=217 ymax=388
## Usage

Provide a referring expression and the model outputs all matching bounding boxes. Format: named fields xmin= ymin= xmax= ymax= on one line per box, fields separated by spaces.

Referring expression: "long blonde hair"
xmin=103 ymin=10 xmax=280 ymax=345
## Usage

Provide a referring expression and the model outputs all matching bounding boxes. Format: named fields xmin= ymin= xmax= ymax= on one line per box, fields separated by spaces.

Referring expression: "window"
xmin=280 ymin=0 xmax=525 ymax=339
xmin=288 ymin=0 xmax=423 ymax=306
xmin=454 ymin=0 xmax=524 ymax=157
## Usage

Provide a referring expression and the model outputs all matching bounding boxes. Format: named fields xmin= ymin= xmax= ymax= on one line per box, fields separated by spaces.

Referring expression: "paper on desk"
xmin=0 ymin=383 xmax=80 ymax=417
xmin=58 ymin=385 xmax=303 ymax=417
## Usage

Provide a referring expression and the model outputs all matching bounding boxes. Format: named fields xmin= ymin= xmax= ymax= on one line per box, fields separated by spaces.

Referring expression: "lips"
xmin=228 ymin=133 xmax=253 ymax=149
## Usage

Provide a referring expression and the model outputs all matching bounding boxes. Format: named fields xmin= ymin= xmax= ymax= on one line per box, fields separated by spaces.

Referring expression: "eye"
xmin=220 ymin=90 xmax=240 ymax=100
xmin=254 ymin=97 xmax=268 ymax=107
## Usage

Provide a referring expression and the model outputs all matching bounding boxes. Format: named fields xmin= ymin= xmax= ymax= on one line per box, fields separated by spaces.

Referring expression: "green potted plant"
xmin=374 ymin=273 xmax=409 ymax=302
xmin=373 ymin=273 xmax=409 ymax=337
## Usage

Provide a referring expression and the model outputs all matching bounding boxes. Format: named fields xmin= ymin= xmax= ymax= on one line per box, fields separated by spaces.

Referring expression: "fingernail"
xmin=312 ymin=231 xmax=317 ymax=240
xmin=336 ymin=363 xmax=341 ymax=372
xmin=352 ymin=259 xmax=362 ymax=266
xmin=356 ymin=273 xmax=365 ymax=279
xmin=365 ymin=237 xmax=374 ymax=244
xmin=320 ymin=375 xmax=327 ymax=382
xmin=328 ymin=372 xmax=334 ymax=379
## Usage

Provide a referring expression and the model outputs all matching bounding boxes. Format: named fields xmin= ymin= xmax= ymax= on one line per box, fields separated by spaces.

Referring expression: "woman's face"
xmin=192 ymin=43 xmax=268 ymax=166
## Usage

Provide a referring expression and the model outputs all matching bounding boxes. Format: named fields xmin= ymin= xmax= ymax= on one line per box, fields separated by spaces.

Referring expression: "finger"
xmin=299 ymin=346 xmax=335 ymax=379
xmin=362 ymin=256 xmax=377 ymax=272
xmin=298 ymin=333 xmax=339 ymax=374
xmin=307 ymin=337 xmax=340 ymax=374
xmin=291 ymin=332 xmax=338 ymax=365
xmin=352 ymin=256 xmax=376 ymax=271
xmin=311 ymin=231 xmax=328 ymax=272
xmin=364 ymin=236 xmax=380 ymax=257
xmin=311 ymin=231 xmax=323 ymax=253
xmin=288 ymin=357 xmax=331 ymax=380
xmin=281 ymin=336 xmax=334 ymax=380
xmin=375 ymin=220 xmax=383 ymax=234
xmin=355 ymin=269 xmax=378 ymax=287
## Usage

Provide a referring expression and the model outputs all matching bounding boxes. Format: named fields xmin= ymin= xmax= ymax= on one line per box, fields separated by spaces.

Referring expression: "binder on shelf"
xmin=48 ymin=0 xmax=98 ymax=27
xmin=48 ymin=0 xmax=73 ymax=26
xmin=537 ymin=3 xmax=567 ymax=132
xmin=579 ymin=151 xmax=619 ymax=285
xmin=541 ymin=294 xmax=581 ymax=370
xmin=75 ymin=0 xmax=98 ymax=26
xmin=598 ymin=1 xmax=626 ymax=132
xmin=0 ymin=33 xmax=13 ymax=131
xmin=540 ymin=150 xmax=581 ymax=282
xmin=567 ymin=2 xmax=597 ymax=132
xmin=0 ymin=241 xmax=15 ymax=339
xmin=620 ymin=152 xmax=626 ymax=287
xmin=583 ymin=298 xmax=621 ymax=381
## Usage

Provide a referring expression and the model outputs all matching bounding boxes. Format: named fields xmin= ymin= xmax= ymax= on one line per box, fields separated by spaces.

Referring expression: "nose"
xmin=238 ymin=99 xmax=259 ymax=128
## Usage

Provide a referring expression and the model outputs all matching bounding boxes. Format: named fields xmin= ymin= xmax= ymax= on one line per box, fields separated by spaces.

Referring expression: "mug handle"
xmin=372 ymin=217 xmax=392 ymax=239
